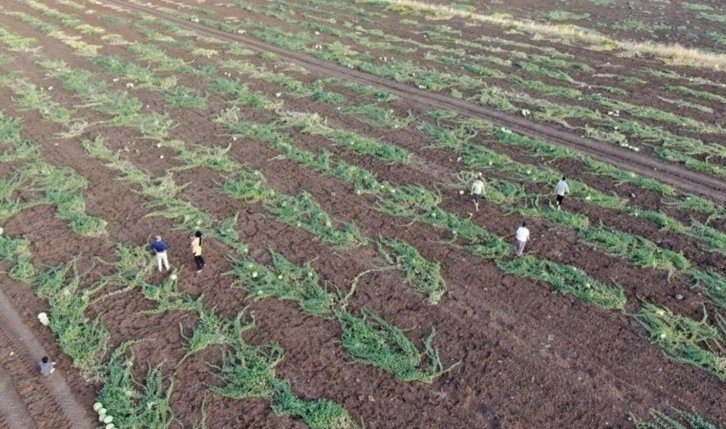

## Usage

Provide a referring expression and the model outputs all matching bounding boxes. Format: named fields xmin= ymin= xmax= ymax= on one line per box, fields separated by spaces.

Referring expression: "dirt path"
xmin=97 ymin=0 xmax=726 ymax=205
xmin=0 ymin=287 xmax=94 ymax=429
xmin=0 ymin=363 xmax=34 ymax=429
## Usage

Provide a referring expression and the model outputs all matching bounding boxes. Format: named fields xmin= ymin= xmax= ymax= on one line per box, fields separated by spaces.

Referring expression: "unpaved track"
xmin=98 ymin=0 xmax=726 ymax=205
xmin=0 ymin=287 xmax=93 ymax=429
xmin=0 ymin=363 xmax=34 ymax=429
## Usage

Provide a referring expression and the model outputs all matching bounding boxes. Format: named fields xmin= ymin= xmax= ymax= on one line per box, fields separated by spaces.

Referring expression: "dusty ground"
xmin=0 ymin=0 xmax=724 ymax=428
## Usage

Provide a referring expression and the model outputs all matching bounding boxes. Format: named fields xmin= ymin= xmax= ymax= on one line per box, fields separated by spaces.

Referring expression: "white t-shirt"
xmin=471 ymin=179 xmax=484 ymax=195
xmin=516 ymin=226 xmax=530 ymax=242
xmin=555 ymin=180 xmax=569 ymax=196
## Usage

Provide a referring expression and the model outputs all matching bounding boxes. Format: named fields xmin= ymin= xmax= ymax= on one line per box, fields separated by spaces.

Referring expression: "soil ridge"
xmin=96 ymin=0 xmax=726 ymax=205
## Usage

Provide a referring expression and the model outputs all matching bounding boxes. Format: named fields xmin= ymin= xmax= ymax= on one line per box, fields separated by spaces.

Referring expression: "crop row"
xmin=214 ymin=43 xmax=725 ymax=233
xmin=25 ymin=45 xmax=455 ymax=386
xmin=406 ymin=0 xmax=726 ymax=55
xmin=0 ymin=106 xmax=361 ymax=427
xmin=2 ymin=0 xmax=724 ymax=382
xmin=0 ymin=34 xmax=447 ymax=429
xmin=0 ymin=231 xmax=354 ymax=428
xmin=81 ymin=131 xmax=455 ymax=405
xmin=0 ymin=115 xmax=191 ymax=425
xmin=0 ymin=3 xmax=720 ymax=318
xmin=0 ymin=110 xmax=107 ymax=237
xmin=216 ymin=104 xmax=726 ymax=382
xmin=1 ymin=1 xmax=622 ymax=316
xmin=247 ymin=0 xmax=725 ymax=114
xmin=119 ymin=9 xmax=726 ymax=248
xmin=87 ymin=14 xmax=726 ymax=303
xmin=9 ymin=0 xmax=723 ymax=240
xmin=103 ymin=3 xmax=726 ymax=231
xmin=29 ymin=44 xmax=443 ymax=303
xmin=7 ymin=37 xmax=464 ymax=414
xmin=143 ymin=0 xmax=726 ymax=178
xmin=12 ymin=0 xmax=726 ymax=312
xmin=278 ymin=112 xmax=726 ymax=309
xmin=352 ymin=0 xmax=726 ymax=69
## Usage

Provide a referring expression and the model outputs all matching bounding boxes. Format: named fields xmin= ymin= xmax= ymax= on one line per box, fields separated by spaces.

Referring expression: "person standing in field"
xmin=471 ymin=173 xmax=485 ymax=212
xmin=190 ymin=230 xmax=205 ymax=273
xmin=555 ymin=176 xmax=569 ymax=210
xmin=149 ymin=235 xmax=170 ymax=272
xmin=515 ymin=222 xmax=530 ymax=256
xmin=38 ymin=356 xmax=55 ymax=376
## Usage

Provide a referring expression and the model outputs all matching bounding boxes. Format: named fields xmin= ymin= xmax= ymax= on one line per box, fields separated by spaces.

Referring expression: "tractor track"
xmin=0 ymin=362 xmax=34 ymax=429
xmin=96 ymin=0 xmax=726 ymax=205
xmin=0 ymin=287 xmax=93 ymax=429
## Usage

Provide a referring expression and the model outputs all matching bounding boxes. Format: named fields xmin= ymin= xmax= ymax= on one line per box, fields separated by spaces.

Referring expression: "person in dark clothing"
xmin=149 ymin=235 xmax=170 ymax=272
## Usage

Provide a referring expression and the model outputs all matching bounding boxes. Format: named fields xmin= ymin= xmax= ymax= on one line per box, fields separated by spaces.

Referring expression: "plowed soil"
xmin=0 ymin=1 xmax=724 ymax=428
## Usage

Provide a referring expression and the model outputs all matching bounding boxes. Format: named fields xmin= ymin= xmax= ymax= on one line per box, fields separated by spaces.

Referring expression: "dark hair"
xmin=521 ymin=221 xmax=526 ymax=227
xmin=41 ymin=356 xmax=48 ymax=363
xmin=195 ymin=230 xmax=203 ymax=245
xmin=562 ymin=176 xmax=566 ymax=181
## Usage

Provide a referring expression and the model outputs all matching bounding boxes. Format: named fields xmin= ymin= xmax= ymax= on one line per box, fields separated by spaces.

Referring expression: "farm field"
xmin=0 ymin=0 xmax=724 ymax=428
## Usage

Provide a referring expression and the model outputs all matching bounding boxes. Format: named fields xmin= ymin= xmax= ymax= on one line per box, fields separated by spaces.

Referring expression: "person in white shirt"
xmin=470 ymin=174 xmax=485 ymax=212
xmin=515 ymin=222 xmax=530 ymax=256
xmin=555 ymin=177 xmax=569 ymax=210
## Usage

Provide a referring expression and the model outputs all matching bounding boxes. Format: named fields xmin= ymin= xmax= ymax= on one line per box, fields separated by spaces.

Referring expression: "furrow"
xmin=96 ymin=0 xmax=726 ymax=205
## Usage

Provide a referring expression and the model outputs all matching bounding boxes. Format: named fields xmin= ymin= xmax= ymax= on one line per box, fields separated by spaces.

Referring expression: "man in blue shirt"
xmin=150 ymin=235 xmax=170 ymax=272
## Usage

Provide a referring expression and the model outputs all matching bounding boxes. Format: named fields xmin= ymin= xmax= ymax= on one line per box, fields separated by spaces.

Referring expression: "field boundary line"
xmin=91 ymin=0 xmax=726 ymax=205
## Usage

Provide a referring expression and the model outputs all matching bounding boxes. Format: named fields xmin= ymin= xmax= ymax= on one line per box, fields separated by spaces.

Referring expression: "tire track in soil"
xmin=96 ymin=0 xmax=726 ymax=205
xmin=0 ymin=363 xmax=34 ymax=429
xmin=0 ymin=287 xmax=94 ymax=429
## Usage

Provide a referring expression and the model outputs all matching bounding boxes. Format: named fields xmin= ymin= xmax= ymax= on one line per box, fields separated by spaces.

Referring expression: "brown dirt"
xmin=0 ymin=0 xmax=724 ymax=428
xmin=0 ymin=286 xmax=93 ymax=429
xmin=425 ymin=0 xmax=726 ymax=52
xmin=107 ymin=0 xmax=726 ymax=204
